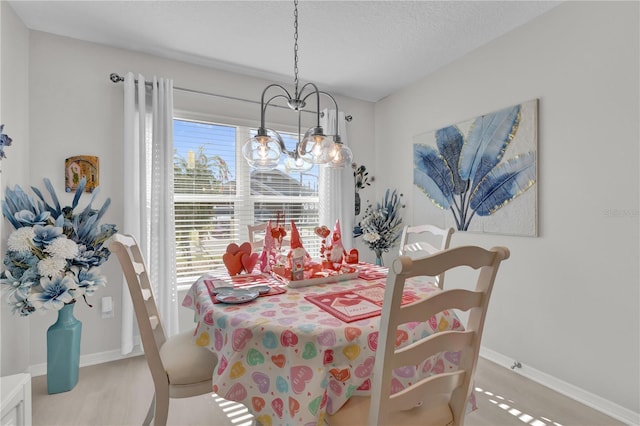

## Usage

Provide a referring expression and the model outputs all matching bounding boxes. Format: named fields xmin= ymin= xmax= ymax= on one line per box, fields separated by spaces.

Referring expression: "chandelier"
xmin=242 ymin=0 xmax=353 ymax=172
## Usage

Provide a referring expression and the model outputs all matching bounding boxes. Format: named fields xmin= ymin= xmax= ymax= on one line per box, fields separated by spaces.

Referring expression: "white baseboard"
xmin=29 ymin=338 xmax=143 ymax=378
xmin=480 ymin=347 xmax=640 ymax=426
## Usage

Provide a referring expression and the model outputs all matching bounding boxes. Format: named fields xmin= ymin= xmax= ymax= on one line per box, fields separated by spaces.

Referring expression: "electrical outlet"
xmin=101 ymin=296 xmax=114 ymax=319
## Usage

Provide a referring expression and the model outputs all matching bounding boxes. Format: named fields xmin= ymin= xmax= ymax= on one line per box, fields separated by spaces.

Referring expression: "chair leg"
xmin=153 ymin=387 xmax=170 ymax=426
xmin=143 ymin=394 xmax=155 ymax=426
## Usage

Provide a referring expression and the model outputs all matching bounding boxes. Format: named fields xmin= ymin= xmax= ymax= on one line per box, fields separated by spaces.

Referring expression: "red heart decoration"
xmin=241 ymin=252 xmax=259 ymax=273
xmin=314 ymin=225 xmax=331 ymax=238
xmin=223 ymin=252 xmax=244 ymax=276
xmin=272 ymin=354 xmax=286 ymax=368
xmin=226 ymin=243 xmax=241 ymax=255
xmin=346 ymin=248 xmax=359 ymax=264
xmin=238 ymin=242 xmax=252 ymax=256
xmin=330 ymin=368 xmax=351 ymax=382
xmin=252 ymin=397 xmax=266 ymax=412
xmin=288 ymin=397 xmax=301 ymax=417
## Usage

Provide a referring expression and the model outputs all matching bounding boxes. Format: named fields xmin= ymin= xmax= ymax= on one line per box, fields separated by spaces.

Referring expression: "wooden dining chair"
xmin=329 ymin=245 xmax=510 ymax=426
xmin=248 ymin=222 xmax=291 ymax=251
xmin=109 ymin=233 xmax=218 ymax=426
xmin=399 ymin=224 xmax=455 ymax=288
xmin=247 ymin=222 xmax=268 ymax=250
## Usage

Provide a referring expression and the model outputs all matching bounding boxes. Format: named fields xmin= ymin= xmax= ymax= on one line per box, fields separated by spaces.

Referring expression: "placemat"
xmin=304 ymin=283 xmax=420 ymax=323
xmin=203 ymin=274 xmax=286 ymax=304
xmin=357 ymin=262 xmax=388 ymax=281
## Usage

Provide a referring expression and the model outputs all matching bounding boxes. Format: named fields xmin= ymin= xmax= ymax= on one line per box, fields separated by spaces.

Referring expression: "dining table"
xmin=182 ymin=263 xmax=475 ymax=426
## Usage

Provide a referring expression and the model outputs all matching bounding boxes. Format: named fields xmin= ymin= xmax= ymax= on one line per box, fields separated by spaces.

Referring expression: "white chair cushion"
xmin=159 ymin=330 xmax=217 ymax=386
xmin=330 ymin=395 xmax=454 ymax=426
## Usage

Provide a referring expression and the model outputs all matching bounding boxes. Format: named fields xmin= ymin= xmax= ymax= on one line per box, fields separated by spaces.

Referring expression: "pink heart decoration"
xmin=271 ymin=398 xmax=284 ymax=418
xmin=390 ymin=378 xmax=405 ymax=394
xmin=224 ymin=383 xmax=248 ymax=401
xmin=367 ymin=332 xmax=379 ymax=351
xmin=214 ymin=329 xmax=224 ymax=351
xmin=355 ymin=356 xmax=375 ymax=378
xmin=217 ymin=355 xmax=228 ymax=375
xmin=329 ymin=379 xmax=343 ymax=396
xmin=290 ymin=365 xmax=313 ymax=394
xmin=431 ymin=358 xmax=445 ymax=374
xmin=280 ymin=329 xmax=299 ymax=347
xmin=314 ymin=225 xmax=331 ymax=238
xmin=428 ymin=315 xmax=438 ymax=330
xmin=357 ymin=379 xmax=371 ymax=391
xmin=232 ymin=328 xmax=253 ymax=351
xmin=203 ymin=311 xmax=214 ymax=326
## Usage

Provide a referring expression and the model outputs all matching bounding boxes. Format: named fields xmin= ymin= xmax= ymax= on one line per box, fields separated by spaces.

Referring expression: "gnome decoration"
xmin=259 ymin=221 xmax=277 ymax=273
xmin=326 ymin=219 xmax=347 ymax=267
xmin=287 ymin=221 xmax=312 ymax=280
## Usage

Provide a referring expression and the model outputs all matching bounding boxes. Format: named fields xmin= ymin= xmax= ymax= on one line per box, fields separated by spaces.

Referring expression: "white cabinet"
xmin=0 ymin=374 xmax=32 ymax=426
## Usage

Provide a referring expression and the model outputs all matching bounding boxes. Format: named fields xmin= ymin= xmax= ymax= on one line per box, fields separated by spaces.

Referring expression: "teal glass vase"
xmin=374 ymin=249 xmax=383 ymax=266
xmin=47 ymin=302 xmax=82 ymax=394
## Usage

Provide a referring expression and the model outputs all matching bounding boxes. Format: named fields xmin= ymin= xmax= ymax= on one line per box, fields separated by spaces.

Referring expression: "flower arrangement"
xmin=0 ymin=124 xmax=13 ymax=159
xmin=352 ymin=163 xmax=373 ymax=192
xmin=353 ymin=189 xmax=405 ymax=264
xmin=0 ymin=178 xmax=117 ymax=316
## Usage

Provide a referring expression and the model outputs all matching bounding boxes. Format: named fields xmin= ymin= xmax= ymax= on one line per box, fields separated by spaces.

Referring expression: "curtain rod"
xmin=109 ymin=73 xmax=353 ymax=122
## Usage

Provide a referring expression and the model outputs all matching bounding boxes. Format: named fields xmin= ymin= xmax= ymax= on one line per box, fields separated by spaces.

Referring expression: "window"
xmin=173 ymin=118 xmax=321 ymax=284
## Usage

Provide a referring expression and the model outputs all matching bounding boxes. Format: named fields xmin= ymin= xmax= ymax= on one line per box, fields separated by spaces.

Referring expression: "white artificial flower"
xmin=363 ymin=232 xmax=381 ymax=243
xmin=7 ymin=227 xmax=35 ymax=253
xmin=45 ymin=237 xmax=79 ymax=259
xmin=37 ymin=257 xmax=67 ymax=278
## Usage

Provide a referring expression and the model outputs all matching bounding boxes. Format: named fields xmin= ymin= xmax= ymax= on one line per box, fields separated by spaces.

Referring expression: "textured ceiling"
xmin=9 ymin=1 xmax=561 ymax=102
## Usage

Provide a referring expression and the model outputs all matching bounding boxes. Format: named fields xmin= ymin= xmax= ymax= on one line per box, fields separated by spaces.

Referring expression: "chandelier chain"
xmin=293 ymin=0 xmax=299 ymax=98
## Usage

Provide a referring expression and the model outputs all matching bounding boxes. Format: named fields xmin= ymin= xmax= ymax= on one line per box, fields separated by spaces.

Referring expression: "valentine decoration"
xmin=223 ymin=242 xmax=259 ymax=276
xmin=326 ymin=219 xmax=347 ymax=268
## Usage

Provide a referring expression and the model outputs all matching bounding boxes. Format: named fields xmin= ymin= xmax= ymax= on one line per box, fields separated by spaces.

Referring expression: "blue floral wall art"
xmin=413 ymin=99 xmax=538 ymax=236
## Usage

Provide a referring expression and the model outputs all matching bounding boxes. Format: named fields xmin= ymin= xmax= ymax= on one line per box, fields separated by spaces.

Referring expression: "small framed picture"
xmin=65 ymin=155 xmax=99 ymax=193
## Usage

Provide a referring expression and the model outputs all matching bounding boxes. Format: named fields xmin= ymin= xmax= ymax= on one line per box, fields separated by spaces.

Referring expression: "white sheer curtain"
xmin=121 ymin=72 xmax=179 ymax=355
xmin=319 ymin=109 xmax=354 ymax=249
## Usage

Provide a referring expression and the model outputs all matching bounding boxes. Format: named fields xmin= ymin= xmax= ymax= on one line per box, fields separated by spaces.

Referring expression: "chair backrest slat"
xmin=394 ymin=289 xmax=483 ymax=327
xmin=369 ymin=245 xmax=509 ymax=426
xmin=110 ymin=233 xmax=169 ymax=390
xmin=398 ymin=224 xmax=455 ymax=288
xmin=393 ymin=330 xmax=474 ymax=369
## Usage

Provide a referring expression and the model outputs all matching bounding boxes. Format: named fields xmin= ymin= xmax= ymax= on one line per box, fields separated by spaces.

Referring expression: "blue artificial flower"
xmin=71 ymin=266 xmax=107 ymax=296
xmin=0 ymin=124 xmax=13 ymax=159
xmin=29 ymin=275 xmax=75 ymax=311
xmin=0 ymin=270 xmax=35 ymax=300
xmin=3 ymin=251 xmax=39 ymax=280
xmin=13 ymin=210 xmax=51 ymax=227
xmin=32 ymin=224 xmax=64 ymax=247
xmin=7 ymin=292 xmax=35 ymax=317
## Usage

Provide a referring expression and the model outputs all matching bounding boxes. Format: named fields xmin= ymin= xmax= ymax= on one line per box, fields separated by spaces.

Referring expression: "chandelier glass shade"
xmin=242 ymin=0 xmax=351 ymax=171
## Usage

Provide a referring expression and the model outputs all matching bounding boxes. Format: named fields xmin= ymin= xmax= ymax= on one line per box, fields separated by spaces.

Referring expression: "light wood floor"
xmin=31 ymin=356 xmax=624 ymax=426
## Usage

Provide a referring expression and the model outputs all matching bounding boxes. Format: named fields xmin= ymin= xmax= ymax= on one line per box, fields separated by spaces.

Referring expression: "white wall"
xmin=20 ymin=30 xmax=374 ymax=368
xmin=374 ymin=0 xmax=639 ymax=417
xmin=0 ymin=1 xmax=31 ymax=376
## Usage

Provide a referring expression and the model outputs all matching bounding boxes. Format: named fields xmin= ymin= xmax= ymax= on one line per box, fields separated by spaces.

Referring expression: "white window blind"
xmin=174 ymin=118 xmax=321 ymax=283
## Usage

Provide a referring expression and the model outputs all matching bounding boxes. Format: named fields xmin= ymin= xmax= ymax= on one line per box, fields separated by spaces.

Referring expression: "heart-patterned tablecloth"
xmin=182 ymin=272 xmax=473 ymax=426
